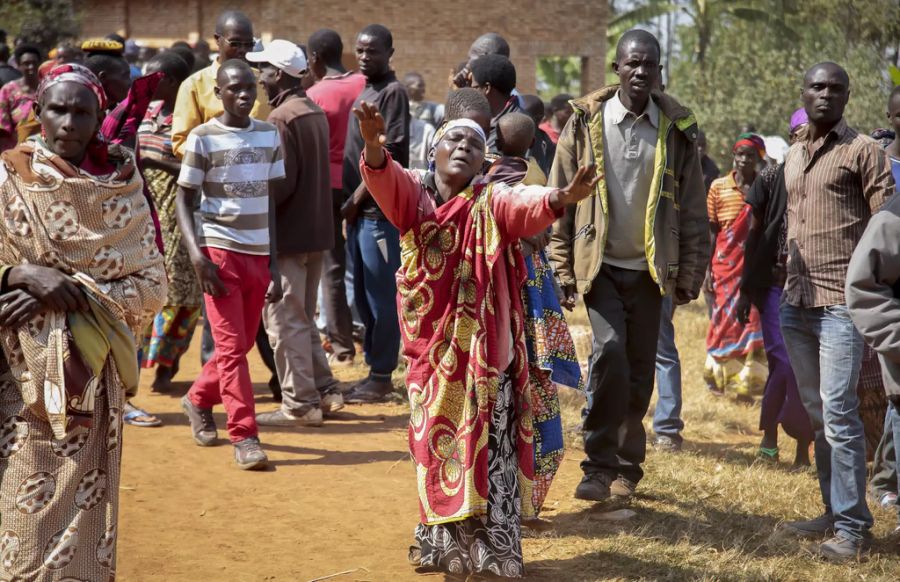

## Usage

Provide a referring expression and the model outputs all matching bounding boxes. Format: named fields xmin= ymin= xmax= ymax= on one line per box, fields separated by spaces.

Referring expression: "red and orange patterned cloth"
xmin=361 ymin=152 xmax=563 ymax=524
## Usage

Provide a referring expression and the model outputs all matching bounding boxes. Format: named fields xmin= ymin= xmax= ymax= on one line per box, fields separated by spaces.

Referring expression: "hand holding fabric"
xmin=0 ymin=290 xmax=42 ymax=328
xmin=7 ymin=265 xmax=89 ymax=312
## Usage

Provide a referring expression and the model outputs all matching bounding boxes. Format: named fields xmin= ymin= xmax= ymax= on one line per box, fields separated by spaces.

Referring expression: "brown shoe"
xmin=610 ymin=476 xmax=637 ymax=498
xmin=574 ymin=473 xmax=612 ymax=502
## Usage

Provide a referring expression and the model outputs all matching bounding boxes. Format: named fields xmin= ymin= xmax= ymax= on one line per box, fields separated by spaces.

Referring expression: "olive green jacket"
xmin=548 ymin=85 xmax=709 ymax=297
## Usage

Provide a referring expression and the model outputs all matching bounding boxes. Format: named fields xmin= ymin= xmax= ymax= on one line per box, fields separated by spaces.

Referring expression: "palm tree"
xmin=608 ymin=0 xmax=796 ymax=66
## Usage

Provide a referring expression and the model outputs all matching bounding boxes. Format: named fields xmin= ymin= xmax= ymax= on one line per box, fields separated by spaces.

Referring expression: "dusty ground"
xmin=118 ymin=303 xmax=900 ymax=581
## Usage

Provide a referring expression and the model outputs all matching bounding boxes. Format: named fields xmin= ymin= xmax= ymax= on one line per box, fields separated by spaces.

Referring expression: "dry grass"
xmin=519 ymin=300 xmax=900 ymax=581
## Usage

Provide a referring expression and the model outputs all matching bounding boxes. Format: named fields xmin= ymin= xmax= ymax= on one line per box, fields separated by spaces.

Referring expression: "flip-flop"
xmin=123 ymin=402 xmax=163 ymax=427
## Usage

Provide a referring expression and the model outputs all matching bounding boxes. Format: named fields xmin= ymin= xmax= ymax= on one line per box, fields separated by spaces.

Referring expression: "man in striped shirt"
xmin=175 ymin=59 xmax=285 ymax=471
xmin=779 ymin=62 xmax=895 ymax=561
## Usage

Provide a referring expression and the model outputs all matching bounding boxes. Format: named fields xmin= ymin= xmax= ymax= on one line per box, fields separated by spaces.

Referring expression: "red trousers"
xmin=189 ymin=247 xmax=270 ymax=443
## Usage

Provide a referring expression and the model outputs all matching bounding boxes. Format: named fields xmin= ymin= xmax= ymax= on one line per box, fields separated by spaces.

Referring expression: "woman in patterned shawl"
xmin=0 ymin=64 xmax=166 ymax=581
xmin=353 ymin=101 xmax=598 ymax=578
xmin=136 ymin=52 xmax=202 ymax=393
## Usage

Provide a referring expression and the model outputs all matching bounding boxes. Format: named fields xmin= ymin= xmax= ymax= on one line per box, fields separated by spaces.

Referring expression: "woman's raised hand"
xmin=551 ymin=165 xmax=602 ymax=210
xmin=352 ymin=101 xmax=387 ymax=149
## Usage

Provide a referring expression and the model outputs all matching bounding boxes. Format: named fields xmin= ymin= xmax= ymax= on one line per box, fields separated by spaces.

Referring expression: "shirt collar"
xmin=269 ymin=87 xmax=303 ymax=108
xmin=607 ymin=90 xmax=659 ymax=128
xmin=801 ymin=117 xmax=849 ymax=145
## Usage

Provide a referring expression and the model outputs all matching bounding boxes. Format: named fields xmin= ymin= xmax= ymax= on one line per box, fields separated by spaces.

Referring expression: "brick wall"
xmin=79 ymin=0 xmax=607 ymax=102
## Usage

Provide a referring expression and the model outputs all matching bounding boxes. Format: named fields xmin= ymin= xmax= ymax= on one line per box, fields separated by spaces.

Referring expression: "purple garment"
xmin=758 ymin=286 xmax=814 ymax=441
xmin=789 ymin=108 xmax=808 ymax=133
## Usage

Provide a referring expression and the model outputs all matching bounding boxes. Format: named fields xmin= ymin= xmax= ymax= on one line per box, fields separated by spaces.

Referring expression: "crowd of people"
xmin=0 ymin=10 xmax=898 ymax=579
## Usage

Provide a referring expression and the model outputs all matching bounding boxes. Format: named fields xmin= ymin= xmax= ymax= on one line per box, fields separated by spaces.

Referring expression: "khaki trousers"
xmin=264 ymin=252 xmax=337 ymax=412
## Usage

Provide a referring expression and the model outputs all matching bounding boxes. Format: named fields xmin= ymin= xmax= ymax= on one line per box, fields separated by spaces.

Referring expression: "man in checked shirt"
xmin=779 ymin=62 xmax=895 ymax=561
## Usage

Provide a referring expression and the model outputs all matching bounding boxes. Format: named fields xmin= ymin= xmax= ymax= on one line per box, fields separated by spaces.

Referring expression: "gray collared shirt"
xmin=602 ymin=90 xmax=659 ymax=271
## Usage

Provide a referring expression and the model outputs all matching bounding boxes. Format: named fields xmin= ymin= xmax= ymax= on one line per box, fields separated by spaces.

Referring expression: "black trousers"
xmin=320 ymin=188 xmax=357 ymax=359
xmin=582 ymin=263 xmax=663 ymax=483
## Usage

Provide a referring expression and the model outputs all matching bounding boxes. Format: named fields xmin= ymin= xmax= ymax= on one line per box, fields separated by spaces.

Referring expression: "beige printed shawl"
xmin=0 ymin=140 xmax=167 ymax=439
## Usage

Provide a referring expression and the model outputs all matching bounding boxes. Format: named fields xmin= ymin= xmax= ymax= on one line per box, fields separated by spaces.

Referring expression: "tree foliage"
xmin=659 ymin=0 xmax=898 ymax=165
xmin=537 ymin=57 xmax=583 ymax=101
xmin=609 ymin=0 xmax=796 ymax=65
xmin=0 ymin=0 xmax=81 ymax=51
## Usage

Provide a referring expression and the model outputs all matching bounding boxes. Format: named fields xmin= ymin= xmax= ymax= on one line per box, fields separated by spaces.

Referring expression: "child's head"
xmin=445 ymin=87 xmax=491 ymax=135
xmin=519 ymin=94 xmax=545 ymax=127
xmin=888 ymin=84 xmax=900 ymax=136
xmin=215 ymin=59 xmax=257 ymax=120
xmin=496 ymin=112 xmax=535 ymax=158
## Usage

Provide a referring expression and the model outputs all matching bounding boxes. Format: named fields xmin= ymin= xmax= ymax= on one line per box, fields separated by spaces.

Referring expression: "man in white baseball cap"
xmin=248 ymin=40 xmax=345 ymax=428
xmin=246 ymin=39 xmax=308 ymax=80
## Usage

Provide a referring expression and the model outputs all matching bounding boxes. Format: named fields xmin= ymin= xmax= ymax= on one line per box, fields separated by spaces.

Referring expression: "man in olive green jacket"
xmin=548 ymin=30 xmax=708 ymax=502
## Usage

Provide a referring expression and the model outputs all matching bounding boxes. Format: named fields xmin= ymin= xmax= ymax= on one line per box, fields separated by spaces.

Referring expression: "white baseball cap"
xmin=246 ymin=39 xmax=308 ymax=78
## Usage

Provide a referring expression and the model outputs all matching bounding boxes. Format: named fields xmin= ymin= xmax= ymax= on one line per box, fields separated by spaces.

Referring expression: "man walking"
xmin=340 ymin=24 xmax=409 ymax=403
xmin=247 ymin=40 xmax=345 ymax=428
xmin=548 ymin=29 xmax=708 ymax=502
xmin=779 ymin=62 xmax=893 ymax=561
xmin=846 ymin=168 xmax=900 ymax=539
xmin=307 ymin=28 xmax=366 ymax=367
xmin=171 ymin=10 xmax=279 ymax=395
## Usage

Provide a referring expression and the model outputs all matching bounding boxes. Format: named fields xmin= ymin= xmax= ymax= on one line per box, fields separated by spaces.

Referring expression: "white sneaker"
xmin=321 ymin=392 xmax=345 ymax=414
xmin=256 ymin=407 xmax=323 ymax=427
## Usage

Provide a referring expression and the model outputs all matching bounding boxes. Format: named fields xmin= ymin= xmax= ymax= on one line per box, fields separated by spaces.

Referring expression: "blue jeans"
xmin=653 ymin=296 xmax=683 ymax=442
xmin=871 ymin=403 xmax=898 ymax=499
xmin=887 ymin=399 xmax=900 ymax=524
xmin=779 ymin=303 xmax=873 ymax=540
xmin=347 ymin=218 xmax=402 ymax=381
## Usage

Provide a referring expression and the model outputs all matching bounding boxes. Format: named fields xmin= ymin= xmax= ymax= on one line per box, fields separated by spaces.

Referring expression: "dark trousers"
xmin=320 ymin=188 xmax=357 ymax=359
xmin=346 ymin=217 xmax=402 ymax=381
xmin=582 ymin=264 xmax=663 ymax=483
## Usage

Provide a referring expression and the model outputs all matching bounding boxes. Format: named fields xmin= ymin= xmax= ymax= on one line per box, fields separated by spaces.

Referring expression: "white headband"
xmin=437 ymin=118 xmax=487 ymax=146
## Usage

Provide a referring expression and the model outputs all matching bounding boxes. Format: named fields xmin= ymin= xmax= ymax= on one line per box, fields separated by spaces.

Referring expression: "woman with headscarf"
xmin=136 ymin=51 xmax=201 ymax=393
xmin=703 ymin=133 xmax=767 ymax=401
xmin=738 ymin=112 xmax=814 ymax=465
xmin=353 ymin=100 xmax=598 ymax=577
xmin=0 ymin=44 xmax=42 ymax=152
xmin=0 ymin=64 xmax=167 ymax=580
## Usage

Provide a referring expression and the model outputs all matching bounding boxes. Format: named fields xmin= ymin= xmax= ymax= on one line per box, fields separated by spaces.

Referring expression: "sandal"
xmin=123 ymin=401 xmax=163 ymax=427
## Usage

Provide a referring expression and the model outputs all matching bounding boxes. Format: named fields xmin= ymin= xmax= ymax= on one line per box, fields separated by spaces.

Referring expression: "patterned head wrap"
xmin=427 ymin=118 xmax=487 ymax=172
xmin=36 ymin=64 xmax=110 ymax=166
xmin=37 ymin=63 xmax=108 ymax=112
xmin=733 ymin=132 xmax=766 ymax=159
xmin=789 ymin=107 xmax=809 ymax=133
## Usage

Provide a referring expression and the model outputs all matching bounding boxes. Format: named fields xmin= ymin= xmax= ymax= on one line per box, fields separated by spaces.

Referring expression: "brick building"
xmin=77 ymin=0 xmax=607 ymax=101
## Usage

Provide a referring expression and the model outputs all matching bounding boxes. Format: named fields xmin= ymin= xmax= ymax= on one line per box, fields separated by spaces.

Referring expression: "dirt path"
xmin=119 ymin=333 xmax=588 ymax=581
xmin=118 ymin=334 xmax=422 ymax=581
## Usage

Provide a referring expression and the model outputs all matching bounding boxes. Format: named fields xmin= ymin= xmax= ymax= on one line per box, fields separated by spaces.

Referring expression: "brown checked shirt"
xmin=783 ymin=118 xmax=894 ymax=307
